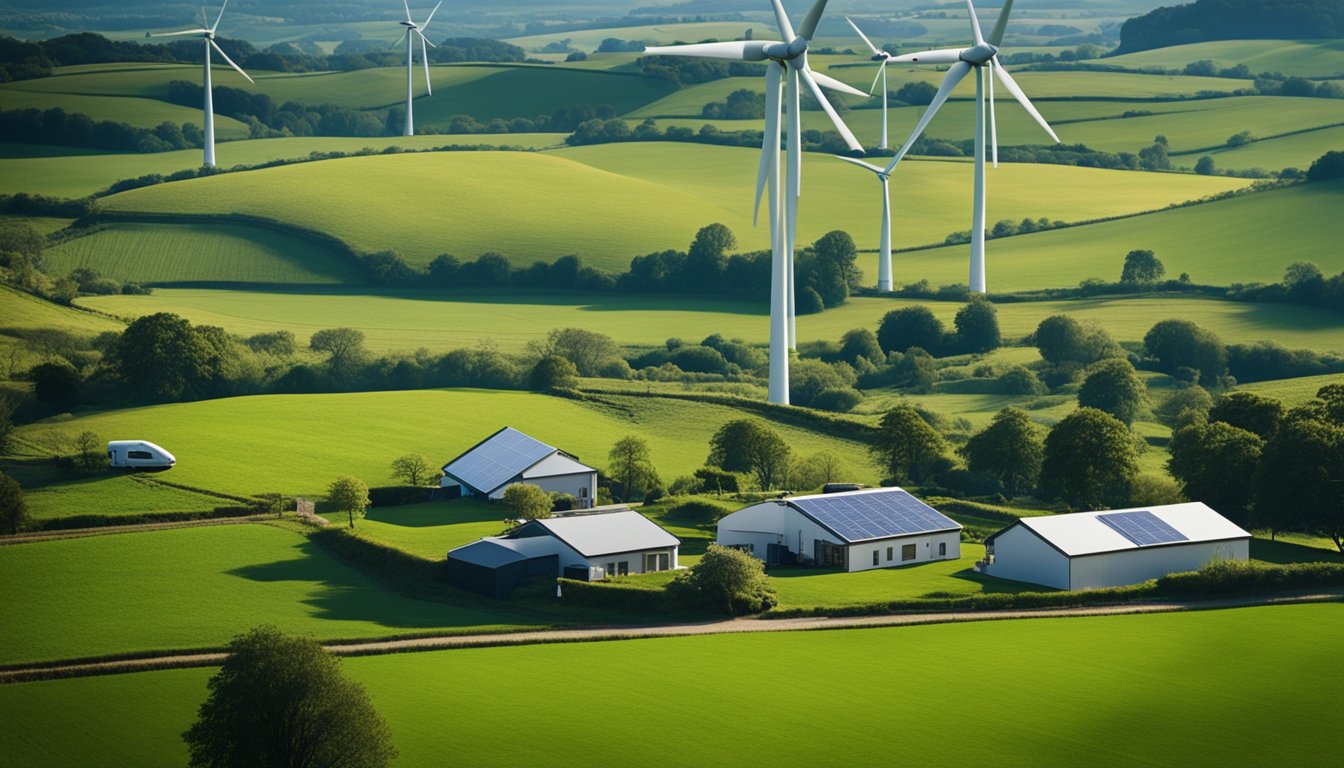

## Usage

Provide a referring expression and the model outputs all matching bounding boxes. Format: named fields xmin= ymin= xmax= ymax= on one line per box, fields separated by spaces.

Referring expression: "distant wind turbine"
xmin=879 ymin=0 xmax=1059 ymax=293
xmin=846 ymin=17 xmax=889 ymax=150
xmin=645 ymin=0 xmax=865 ymax=405
xmin=146 ymin=0 xmax=253 ymax=168
xmin=394 ymin=1 xmax=443 ymax=136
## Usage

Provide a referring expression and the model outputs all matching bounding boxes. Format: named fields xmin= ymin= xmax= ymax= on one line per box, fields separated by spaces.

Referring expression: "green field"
xmin=1178 ymin=124 xmax=1344 ymax=172
xmin=1239 ymin=373 xmax=1344 ymax=406
xmin=0 ymin=523 xmax=534 ymax=665
xmin=0 ymin=284 xmax=123 ymax=336
xmin=0 ymin=87 xmax=251 ymax=137
xmin=360 ymin=501 xmax=507 ymax=561
xmin=3 ymin=468 xmax=222 ymax=521
xmin=42 ymin=222 xmax=359 ymax=285
xmin=1094 ymin=39 xmax=1344 ymax=78
xmin=2 ymin=604 xmax=1337 ymax=766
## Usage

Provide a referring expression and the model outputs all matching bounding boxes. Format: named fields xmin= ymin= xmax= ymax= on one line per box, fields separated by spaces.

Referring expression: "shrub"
xmin=810 ymin=387 xmax=862 ymax=412
xmin=669 ymin=544 xmax=776 ymax=614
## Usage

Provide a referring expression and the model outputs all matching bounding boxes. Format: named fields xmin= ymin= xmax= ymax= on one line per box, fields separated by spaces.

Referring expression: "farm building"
xmin=440 ymin=426 xmax=597 ymax=508
xmin=716 ymin=487 xmax=962 ymax=572
xmin=446 ymin=509 xmax=680 ymax=598
xmin=977 ymin=502 xmax=1251 ymax=590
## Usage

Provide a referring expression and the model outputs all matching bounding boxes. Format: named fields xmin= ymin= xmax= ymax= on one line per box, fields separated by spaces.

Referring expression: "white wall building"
xmin=716 ymin=487 xmax=962 ymax=572
xmin=440 ymin=426 xmax=597 ymax=508
xmin=978 ymin=502 xmax=1251 ymax=591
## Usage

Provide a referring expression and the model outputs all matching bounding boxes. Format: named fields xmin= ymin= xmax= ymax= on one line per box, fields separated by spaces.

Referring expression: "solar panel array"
xmin=791 ymin=489 xmax=958 ymax=542
xmin=1097 ymin=511 xmax=1189 ymax=547
xmin=445 ymin=428 xmax=555 ymax=494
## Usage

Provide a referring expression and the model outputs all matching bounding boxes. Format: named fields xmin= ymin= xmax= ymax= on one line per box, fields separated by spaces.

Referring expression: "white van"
xmin=107 ymin=440 xmax=177 ymax=470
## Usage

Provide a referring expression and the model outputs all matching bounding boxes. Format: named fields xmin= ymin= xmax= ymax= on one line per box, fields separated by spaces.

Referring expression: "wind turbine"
xmin=846 ymin=17 xmax=888 ymax=150
xmin=146 ymin=0 xmax=253 ymax=168
xmin=879 ymin=0 xmax=1059 ymax=293
xmin=394 ymin=1 xmax=443 ymax=136
xmin=835 ymin=16 xmax=895 ymax=292
xmin=645 ymin=0 xmax=865 ymax=405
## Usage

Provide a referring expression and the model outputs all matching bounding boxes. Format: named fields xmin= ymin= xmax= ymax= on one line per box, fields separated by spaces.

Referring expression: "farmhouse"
xmin=446 ymin=509 xmax=681 ymax=598
xmin=977 ymin=502 xmax=1251 ymax=590
xmin=716 ymin=487 xmax=962 ymax=572
xmin=440 ymin=426 xmax=597 ymax=508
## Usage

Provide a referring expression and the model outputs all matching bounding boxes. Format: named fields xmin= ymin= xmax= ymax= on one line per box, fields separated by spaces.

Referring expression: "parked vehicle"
xmin=107 ymin=440 xmax=176 ymax=470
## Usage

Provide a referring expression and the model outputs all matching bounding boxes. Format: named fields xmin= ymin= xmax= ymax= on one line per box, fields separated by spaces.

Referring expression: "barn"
xmin=977 ymin=502 xmax=1251 ymax=590
xmin=439 ymin=426 xmax=597 ymax=508
xmin=446 ymin=509 xmax=681 ymax=598
xmin=716 ymin=487 xmax=962 ymax=572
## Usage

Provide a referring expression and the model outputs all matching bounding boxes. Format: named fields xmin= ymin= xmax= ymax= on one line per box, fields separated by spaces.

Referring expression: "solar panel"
xmin=790 ymin=489 xmax=958 ymax=543
xmin=444 ymin=428 xmax=555 ymax=494
xmin=1097 ymin=511 xmax=1189 ymax=547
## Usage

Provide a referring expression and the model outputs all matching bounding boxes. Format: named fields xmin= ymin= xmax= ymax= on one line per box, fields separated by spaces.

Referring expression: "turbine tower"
xmin=645 ymin=0 xmax=865 ymax=405
xmin=394 ymin=1 xmax=442 ymax=136
xmin=147 ymin=0 xmax=253 ymax=168
xmin=880 ymin=0 xmax=1059 ymax=293
xmin=835 ymin=17 xmax=895 ymax=292
xmin=846 ymin=17 xmax=888 ymax=150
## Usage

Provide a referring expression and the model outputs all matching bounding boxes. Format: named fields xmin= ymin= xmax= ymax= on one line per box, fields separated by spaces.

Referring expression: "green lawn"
xmin=2 ymin=604 xmax=1338 ymax=766
xmin=1093 ymin=40 xmax=1344 ymax=78
xmin=1 ymin=465 xmax=222 ymax=521
xmin=360 ymin=500 xmax=507 ymax=561
xmin=0 ymin=523 xmax=537 ymax=666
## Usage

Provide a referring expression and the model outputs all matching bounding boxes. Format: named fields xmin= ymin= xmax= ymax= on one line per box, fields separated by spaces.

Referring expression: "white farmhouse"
xmin=977 ymin=502 xmax=1251 ymax=590
xmin=440 ymin=427 xmax=596 ymax=508
xmin=716 ymin=487 xmax=962 ymax=572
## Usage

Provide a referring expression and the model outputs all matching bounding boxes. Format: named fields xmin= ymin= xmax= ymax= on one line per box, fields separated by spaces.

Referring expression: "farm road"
xmin=3 ymin=590 xmax=1340 ymax=685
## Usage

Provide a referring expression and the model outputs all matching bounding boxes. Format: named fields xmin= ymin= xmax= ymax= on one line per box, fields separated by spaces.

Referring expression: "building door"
xmin=814 ymin=540 xmax=846 ymax=569
xmin=766 ymin=543 xmax=786 ymax=566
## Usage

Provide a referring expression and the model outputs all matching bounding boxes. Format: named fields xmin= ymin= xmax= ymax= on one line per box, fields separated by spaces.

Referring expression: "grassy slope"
xmin=1093 ymin=40 xmax=1344 ymax=78
xmin=1185 ymin=124 xmax=1344 ymax=172
xmin=0 ymin=284 xmax=123 ymax=336
xmin=2 ymin=604 xmax=1338 ymax=766
xmin=0 ymin=523 xmax=533 ymax=665
xmin=1239 ymin=373 xmax=1344 ymax=406
xmin=75 ymin=290 xmax=1344 ymax=356
xmin=0 ymin=87 xmax=251 ymax=137
xmin=42 ymin=222 xmax=360 ymax=285
xmin=3 ymin=467 xmax=222 ymax=521
xmin=359 ymin=500 xmax=506 ymax=561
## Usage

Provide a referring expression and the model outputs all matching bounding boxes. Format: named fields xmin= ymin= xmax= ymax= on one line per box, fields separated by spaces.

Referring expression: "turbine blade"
xmin=834 ymin=155 xmax=884 ymax=174
xmin=868 ymin=62 xmax=884 ymax=96
xmin=421 ymin=0 xmax=443 ymax=30
xmin=846 ymin=17 xmax=882 ymax=57
xmin=798 ymin=64 xmax=862 ymax=151
xmin=883 ymin=60 xmax=972 ymax=173
xmin=643 ymin=41 xmax=771 ymax=61
xmin=886 ymin=47 xmax=966 ymax=65
xmin=995 ymin=63 xmax=1059 ymax=142
xmin=391 ymin=30 xmax=409 ymax=49
xmin=798 ymin=0 xmax=829 ymax=40
xmin=811 ymin=70 xmax=868 ymax=98
xmin=209 ymin=38 xmax=253 ymax=83
xmin=421 ymin=34 xmax=432 ymax=95
xmin=988 ymin=61 xmax=998 ymax=167
xmin=755 ymin=64 xmax=783 ymax=227
xmin=966 ymin=0 xmax=985 ymax=46
xmin=403 ymin=0 xmax=413 ymax=24
xmin=416 ymin=27 xmax=436 ymax=47
xmin=212 ymin=0 xmax=229 ymax=33
xmin=148 ymin=29 xmax=212 ymax=38
xmin=770 ymin=0 xmax=796 ymax=41
xmin=988 ymin=0 xmax=1015 ymax=47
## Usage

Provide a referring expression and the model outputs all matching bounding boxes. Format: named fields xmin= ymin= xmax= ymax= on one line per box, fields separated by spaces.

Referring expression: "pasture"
xmin=0 ymin=87 xmax=251 ymax=138
xmin=1180 ymin=124 xmax=1344 ymax=173
xmin=0 ymin=523 xmax=537 ymax=665
xmin=1 ymin=603 xmax=1338 ymax=766
xmin=1093 ymin=39 xmax=1344 ymax=78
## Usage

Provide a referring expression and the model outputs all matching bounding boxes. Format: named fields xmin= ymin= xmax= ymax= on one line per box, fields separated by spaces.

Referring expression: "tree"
xmin=801 ymin=230 xmax=859 ymax=307
xmin=791 ymin=451 xmax=844 ymax=490
xmin=1168 ymin=420 xmax=1262 ymax=527
xmin=527 ymin=328 xmax=619 ymax=377
xmin=1155 ymin=384 xmax=1214 ymax=428
xmin=74 ymin=430 xmax=102 ymax=472
xmin=1032 ymin=315 xmax=1117 ymax=366
xmin=684 ymin=223 xmax=735 ymax=282
xmin=1255 ymin=411 xmax=1344 ymax=550
xmin=608 ymin=436 xmax=659 ymax=502
xmin=953 ymin=296 xmax=1000 ymax=353
xmin=30 ymin=360 xmax=81 ymax=409
xmin=1194 ymin=155 xmax=1216 ymax=175
xmin=1077 ymin=358 xmax=1146 ymax=426
xmin=502 ymin=482 xmax=552 ymax=520
xmin=327 ymin=475 xmax=369 ymax=529
xmin=871 ymin=403 xmax=949 ymax=484
xmin=1306 ymin=149 xmax=1344 ymax=182
xmin=1208 ymin=391 xmax=1284 ymax=439
xmin=960 ymin=407 xmax=1044 ymax=497
xmin=0 ymin=472 xmax=26 ymax=535
xmin=389 ymin=454 xmax=434 ymax=486
xmin=1143 ymin=319 xmax=1227 ymax=385
xmin=110 ymin=312 xmax=216 ymax=402
xmin=528 ymin=354 xmax=579 ymax=391
xmin=877 ymin=306 xmax=944 ymax=355
xmin=671 ymin=544 xmax=775 ymax=614
xmin=183 ymin=626 xmax=396 ymax=768
xmin=706 ymin=419 xmax=791 ymax=490
xmin=838 ymin=328 xmax=883 ymax=365
xmin=1040 ymin=408 xmax=1140 ymax=510
xmin=309 ymin=327 xmax=366 ymax=380
xmin=1120 ymin=249 xmax=1165 ymax=284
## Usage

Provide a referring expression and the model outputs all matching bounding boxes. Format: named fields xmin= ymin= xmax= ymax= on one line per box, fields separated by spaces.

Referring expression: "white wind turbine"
xmin=645 ymin=0 xmax=865 ymax=405
xmin=146 ymin=0 xmax=253 ymax=168
xmin=880 ymin=0 xmax=1059 ymax=293
xmin=394 ymin=1 xmax=443 ymax=136
xmin=846 ymin=17 xmax=889 ymax=150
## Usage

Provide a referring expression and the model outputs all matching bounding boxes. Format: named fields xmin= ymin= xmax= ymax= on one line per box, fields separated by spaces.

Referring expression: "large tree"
xmin=528 ymin=327 xmax=620 ymax=377
xmin=871 ymin=403 xmax=949 ymax=484
xmin=1255 ymin=407 xmax=1344 ymax=550
xmin=684 ymin=222 xmax=735 ymax=283
xmin=707 ymin=419 xmax=791 ymax=490
xmin=1167 ymin=420 xmax=1262 ymax=527
xmin=327 ymin=475 xmax=370 ymax=529
xmin=527 ymin=354 xmax=579 ymax=391
xmin=502 ymin=482 xmax=553 ymax=521
xmin=389 ymin=454 xmax=434 ymax=487
xmin=607 ymin=436 xmax=659 ymax=502
xmin=838 ymin=328 xmax=883 ymax=366
xmin=0 ymin=472 xmax=26 ymax=535
xmin=110 ymin=312 xmax=217 ymax=402
xmin=1120 ymin=249 xmax=1165 ymax=284
xmin=877 ymin=306 xmax=944 ymax=355
xmin=1143 ymin=319 xmax=1227 ymax=385
xmin=960 ymin=407 xmax=1044 ymax=497
xmin=1208 ymin=391 xmax=1284 ymax=439
xmin=1040 ymin=408 xmax=1140 ymax=510
xmin=1031 ymin=315 xmax=1117 ymax=367
xmin=953 ymin=296 xmax=1001 ymax=353
xmin=309 ymin=327 xmax=366 ymax=381
xmin=800 ymin=230 xmax=860 ymax=308
xmin=1077 ymin=358 xmax=1147 ymax=426
xmin=183 ymin=626 xmax=396 ymax=768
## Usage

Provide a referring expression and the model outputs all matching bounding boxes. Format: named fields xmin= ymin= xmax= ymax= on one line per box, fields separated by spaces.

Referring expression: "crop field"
xmin=42 ymin=222 xmax=359 ymax=285
xmin=97 ymin=143 xmax=1247 ymax=270
xmin=1093 ymin=39 xmax=1344 ymax=78
xmin=2 ymin=603 xmax=1337 ymax=766
xmin=0 ymin=523 xmax=537 ymax=665
xmin=10 ymin=389 xmax=879 ymax=504
xmin=75 ymin=289 xmax=1344 ymax=356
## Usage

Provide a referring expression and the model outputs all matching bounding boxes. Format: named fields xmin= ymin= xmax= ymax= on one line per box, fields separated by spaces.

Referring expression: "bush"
xmin=1155 ymin=559 xmax=1344 ymax=596
xmin=668 ymin=544 xmax=776 ymax=615
xmin=366 ymin=486 xmax=432 ymax=507
xmin=810 ymin=387 xmax=863 ymax=412
xmin=662 ymin=498 xmax=735 ymax=524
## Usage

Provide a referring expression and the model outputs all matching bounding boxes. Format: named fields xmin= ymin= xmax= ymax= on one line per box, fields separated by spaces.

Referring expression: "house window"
xmin=645 ymin=553 xmax=669 ymax=572
xmin=658 ymin=553 xmax=669 ymax=570
xmin=901 ymin=544 xmax=917 ymax=561
xmin=816 ymin=541 xmax=846 ymax=568
xmin=886 ymin=546 xmax=893 ymax=562
xmin=605 ymin=562 xmax=615 ymax=577
xmin=939 ymin=542 xmax=947 ymax=557
xmin=872 ymin=550 xmax=879 ymax=566
xmin=616 ymin=561 xmax=629 ymax=576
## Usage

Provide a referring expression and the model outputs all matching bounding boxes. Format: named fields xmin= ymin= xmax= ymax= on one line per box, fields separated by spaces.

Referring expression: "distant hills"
xmin=1117 ymin=0 xmax=1344 ymax=54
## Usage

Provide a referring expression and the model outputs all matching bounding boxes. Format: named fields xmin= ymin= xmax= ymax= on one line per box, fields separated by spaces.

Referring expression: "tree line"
xmin=1116 ymin=0 xmax=1344 ymax=54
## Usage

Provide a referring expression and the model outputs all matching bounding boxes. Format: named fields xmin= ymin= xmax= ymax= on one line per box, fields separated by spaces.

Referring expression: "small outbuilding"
xmin=446 ymin=509 xmax=681 ymax=598
xmin=977 ymin=502 xmax=1251 ymax=591
xmin=716 ymin=487 xmax=962 ymax=572
xmin=439 ymin=426 xmax=597 ymax=508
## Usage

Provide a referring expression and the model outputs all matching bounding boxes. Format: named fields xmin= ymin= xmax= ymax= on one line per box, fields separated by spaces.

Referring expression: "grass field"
xmin=360 ymin=500 xmax=507 ymax=561
xmin=2 ymin=603 xmax=1337 ymax=766
xmin=0 ymin=284 xmax=123 ymax=336
xmin=42 ymin=222 xmax=359 ymax=285
xmin=2 ymin=466 xmax=222 ymax=521
xmin=0 ymin=523 xmax=536 ymax=665
xmin=1093 ymin=39 xmax=1344 ymax=78
xmin=0 ymin=87 xmax=252 ymax=137
xmin=98 ymin=143 xmax=1248 ymax=271
xmin=1239 ymin=373 xmax=1344 ymax=406
xmin=1178 ymin=124 xmax=1344 ymax=172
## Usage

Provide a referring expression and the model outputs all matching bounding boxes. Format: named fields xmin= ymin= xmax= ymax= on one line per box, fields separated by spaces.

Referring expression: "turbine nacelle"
xmin=886 ymin=47 xmax=964 ymax=65
xmin=960 ymin=43 xmax=999 ymax=65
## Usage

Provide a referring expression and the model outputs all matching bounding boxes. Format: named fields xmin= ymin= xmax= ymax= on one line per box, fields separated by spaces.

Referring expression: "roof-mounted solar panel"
xmin=790 ymin=489 xmax=959 ymax=543
xmin=443 ymin=427 xmax=555 ymax=494
xmin=1097 ymin=510 xmax=1189 ymax=547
